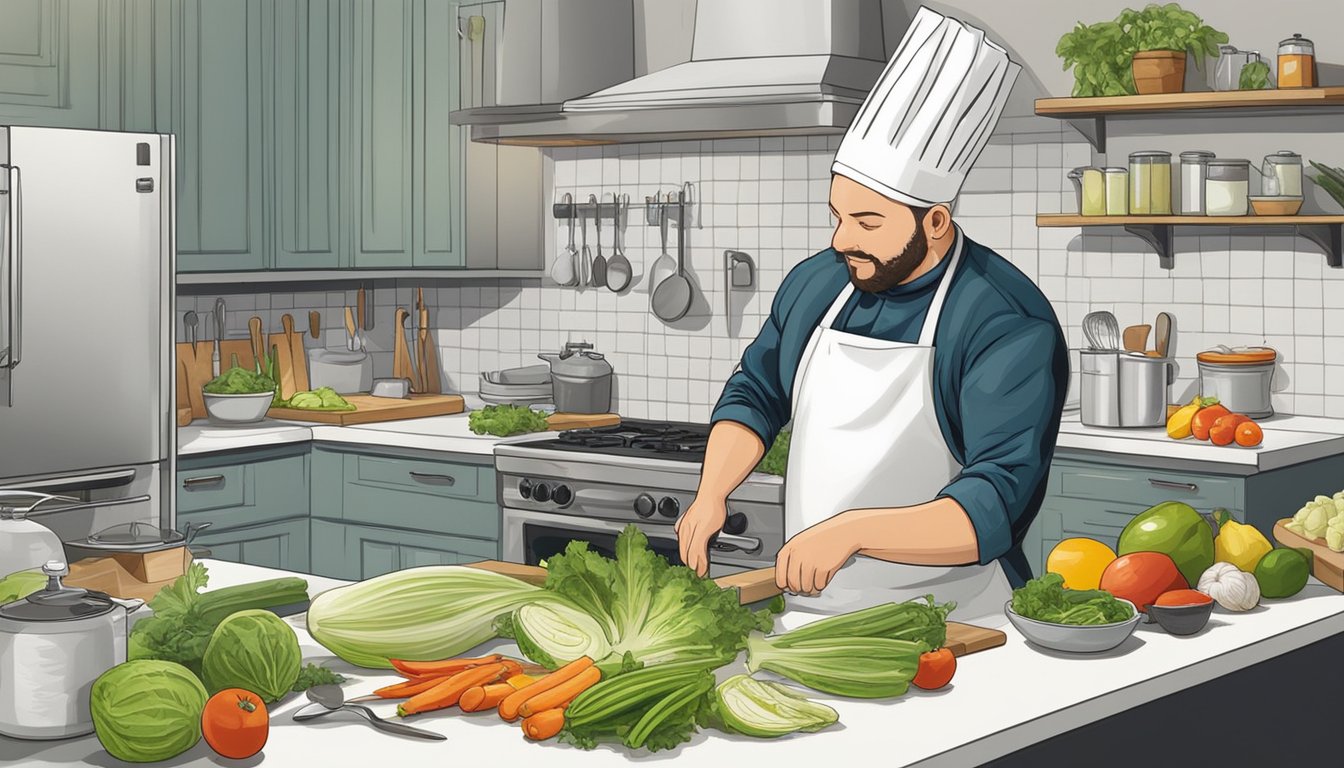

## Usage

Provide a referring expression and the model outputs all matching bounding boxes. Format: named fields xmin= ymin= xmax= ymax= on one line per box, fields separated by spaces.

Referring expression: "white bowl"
xmin=1004 ymin=599 xmax=1143 ymax=654
xmin=203 ymin=391 xmax=275 ymax=424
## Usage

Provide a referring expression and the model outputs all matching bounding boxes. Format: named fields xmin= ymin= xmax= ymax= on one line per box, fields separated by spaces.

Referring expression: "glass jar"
xmin=1179 ymin=151 xmax=1215 ymax=215
xmin=1128 ymin=151 xmax=1172 ymax=215
xmin=1205 ymin=159 xmax=1250 ymax=216
xmin=1277 ymin=33 xmax=1315 ymax=88
xmin=1261 ymin=151 xmax=1302 ymax=197
xmin=1069 ymin=167 xmax=1106 ymax=216
xmin=1103 ymin=168 xmax=1128 ymax=215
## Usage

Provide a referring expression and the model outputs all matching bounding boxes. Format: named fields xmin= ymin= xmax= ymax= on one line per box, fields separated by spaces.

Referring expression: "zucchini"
xmin=195 ymin=577 xmax=310 ymax=626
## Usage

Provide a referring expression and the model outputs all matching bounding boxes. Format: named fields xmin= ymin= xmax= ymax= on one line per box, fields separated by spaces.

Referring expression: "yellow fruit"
xmin=1213 ymin=509 xmax=1273 ymax=572
xmin=1166 ymin=402 xmax=1201 ymax=439
xmin=1046 ymin=537 xmax=1118 ymax=590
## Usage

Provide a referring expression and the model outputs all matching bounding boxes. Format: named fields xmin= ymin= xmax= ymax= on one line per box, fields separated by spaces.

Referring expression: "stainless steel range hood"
xmin=469 ymin=0 xmax=894 ymax=146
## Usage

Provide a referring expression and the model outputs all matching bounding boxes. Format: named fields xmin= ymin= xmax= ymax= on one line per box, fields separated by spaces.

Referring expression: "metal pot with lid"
xmin=0 ymin=560 xmax=144 ymax=739
xmin=1197 ymin=346 xmax=1277 ymax=418
xmin=539 ymin=341 xmax=614 ymax=414
xmin=67 ymin=520 xmax=213 ymax=560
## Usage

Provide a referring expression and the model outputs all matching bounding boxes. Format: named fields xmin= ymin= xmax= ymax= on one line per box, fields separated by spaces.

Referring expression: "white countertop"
xmin=1056 ymin=412 xmax=1344 ymax=471
xmin=9 ymin=559 xmax=1342 ymax=767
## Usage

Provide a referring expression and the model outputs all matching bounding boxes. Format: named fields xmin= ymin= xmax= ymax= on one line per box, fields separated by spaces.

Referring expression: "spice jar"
xmin=1205 ymin=159 xmax=1250 ymax=216
xmin=1277 ymin=34 xmax=1315 ymax=88
xmin=1128 ymin=151 xmax=1172 ymax=215
xmin=1103 ymin=168 xmax=1128 ymax=215
xmin=1261 ymin=151 xmax=1303 ymax=197
xmin=1179 ymin=151 xmax=1215 ymax=215
xmin=1070 ymin=167 xmax=1107 ymax=216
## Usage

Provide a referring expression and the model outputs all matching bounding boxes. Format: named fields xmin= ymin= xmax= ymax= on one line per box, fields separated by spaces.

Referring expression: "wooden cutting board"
xmin=266 ymin=393 xmax=466 ymax=425
xmin=1273 ymin=519 xmax=1344 ymax=592
xmin=176 ymin=341 xmax=213 ymax=418
xmin=546 ymin=413 xmax=621 ymax=430
xmin=465 ymin=561 xmax=1007 ymax=657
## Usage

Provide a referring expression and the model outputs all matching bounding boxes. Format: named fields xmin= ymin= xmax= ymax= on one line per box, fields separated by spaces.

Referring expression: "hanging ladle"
xmin=651 ymin=183 xmax=694 ymax=322
xmin=606 ymin=193 xmax=633 ymax=292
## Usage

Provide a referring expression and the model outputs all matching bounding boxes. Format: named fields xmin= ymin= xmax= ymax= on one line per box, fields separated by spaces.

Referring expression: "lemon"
xmin=1046 ymin=537 xmax=1118 ymax=590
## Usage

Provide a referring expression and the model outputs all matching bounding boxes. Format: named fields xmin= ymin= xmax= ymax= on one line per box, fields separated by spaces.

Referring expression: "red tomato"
xmin=1209 ymin=414 xmax=1250 ymax=446
xmin=202 ymin=689 xmax=269 ymax=760
xmin=1154 ymin=589 xmax=1213 ymax=606
xmin=1099 ymin=552 xmax=1188 ymax=612
xmin=912 ymin=648 xmax=957 ymax=690
xmin=1235 ymin=420 xmax=1263 ymax=447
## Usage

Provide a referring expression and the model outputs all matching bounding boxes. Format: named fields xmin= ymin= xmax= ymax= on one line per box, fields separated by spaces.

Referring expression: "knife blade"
xmin=357 ymin=288 xmax=367 ymax=351
xmin=212 ymin=298 xmax=225 ymax=376
xmin=343 ymin=307 xmax=358 ymax=352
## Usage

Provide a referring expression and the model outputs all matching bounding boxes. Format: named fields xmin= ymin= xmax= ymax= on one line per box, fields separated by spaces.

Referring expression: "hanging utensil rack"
xmin=551 ymin=183 xmax=699 ymax=229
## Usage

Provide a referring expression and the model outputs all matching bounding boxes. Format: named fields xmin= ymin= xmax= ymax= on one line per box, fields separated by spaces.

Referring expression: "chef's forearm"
xmin=696 ymin=421 xmax=766 ymax=501
xmin=836 ymin=498 xmax=981 ymax=566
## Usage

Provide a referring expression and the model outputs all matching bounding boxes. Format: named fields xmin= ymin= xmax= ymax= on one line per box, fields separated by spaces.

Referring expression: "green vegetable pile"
xmin=203 ymin=365 xmax=276 ymax=395
xmin=468 ymin=404 xmax=551 ymax=436
xmin=1010 ymin=572 xmax=1135 ymax=625
xmin=755 ymin=429 xmax=790 ymax=477
xmin=283 ymin=386 xmax=356 ymax=411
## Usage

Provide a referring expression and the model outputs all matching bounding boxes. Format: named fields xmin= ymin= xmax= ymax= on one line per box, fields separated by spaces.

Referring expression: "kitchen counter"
xmin=8 ymin=559 xmax=1341 ymax=767
xmin=1056 ymin=412 xmax=1344 ymax=471
xmin=177 ymin=414 xmax=553 ymax=458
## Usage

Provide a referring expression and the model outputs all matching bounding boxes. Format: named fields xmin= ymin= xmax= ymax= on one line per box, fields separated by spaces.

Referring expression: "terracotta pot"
xmin=1132 ymin=50 xmax=1187 ymax=94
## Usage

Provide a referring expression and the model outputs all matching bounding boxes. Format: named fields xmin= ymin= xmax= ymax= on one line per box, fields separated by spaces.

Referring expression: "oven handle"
xmin=711 ymin=533 xmax=762 ymax=555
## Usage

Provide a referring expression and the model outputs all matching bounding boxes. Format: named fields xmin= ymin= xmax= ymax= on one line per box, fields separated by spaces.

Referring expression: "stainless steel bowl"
xmin=1004 ymin=599 xmax=1143 ymax=653
xmin=203 ymin=391 xmax=274 ymax=424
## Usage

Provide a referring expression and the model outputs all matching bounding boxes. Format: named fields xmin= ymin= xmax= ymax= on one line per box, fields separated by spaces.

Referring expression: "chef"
xmin=676 ymin=7 xmax=1068 ymax=621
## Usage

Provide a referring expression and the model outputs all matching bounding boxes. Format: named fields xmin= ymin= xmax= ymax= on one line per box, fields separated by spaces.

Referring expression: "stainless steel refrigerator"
xmin=0 ymin=126 xmax=174 ymax=544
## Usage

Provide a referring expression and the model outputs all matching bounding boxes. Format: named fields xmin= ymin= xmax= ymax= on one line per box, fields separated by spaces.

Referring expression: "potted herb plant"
xmin=1057 ymin=3 xmax=1228 ymax=97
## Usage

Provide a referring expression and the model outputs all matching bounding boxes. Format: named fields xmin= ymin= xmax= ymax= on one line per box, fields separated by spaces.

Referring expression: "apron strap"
xmin=917 ymin=228 xmax=964 ymax=348
xmin=820 ymin=282 xmax=856 ymax=330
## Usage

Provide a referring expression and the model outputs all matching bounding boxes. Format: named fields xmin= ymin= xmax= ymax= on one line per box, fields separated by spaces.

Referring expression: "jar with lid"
xmin=1179 ymin=151 xmax=1215 ymax=214
xmin=1261 ymin=150 xmax=1302 ymax=197
xmin=1205 ymin=159 xmax=1250 ymax=216
xmin=1103 ymin=168 xmax=1128 ymax=215
xmin=1277 ymin=34 xmax=1315 ymax=88
xmin=1069 ymin=166 xmax=1107 ymax=216
xmin=1128 ymin=151 xmax=1172 ymax=214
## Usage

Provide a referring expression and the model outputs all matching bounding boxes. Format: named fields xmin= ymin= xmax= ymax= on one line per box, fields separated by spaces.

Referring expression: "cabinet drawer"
xmin=1050 ymin=462 xmax=1242 ymax=511
xmin=177 ymin=452 xmax=309 ymax=529
xmin=351 ymin=453 xmax=483 ymax=501
xmin=177 ymin=465 xmax=247 ymax=513
xmin=310 ymin=519 xmax=498 ymax=581
xmin=339 ymin=488 xmax=499 ymax=541
xmin=191 ymin=519 xmax=310 ymax=573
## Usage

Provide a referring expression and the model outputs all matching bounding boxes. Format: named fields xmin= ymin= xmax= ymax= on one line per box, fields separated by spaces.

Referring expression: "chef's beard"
xmin=839 ymin=213 xmax=930 ymax=293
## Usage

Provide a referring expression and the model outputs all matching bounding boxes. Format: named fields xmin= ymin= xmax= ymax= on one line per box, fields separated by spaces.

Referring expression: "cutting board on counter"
xmin=465 ymin=562 xmax=1007 ymax=657
xmin=546 ymin=413 xmax=620 ymax=430
xmin=1273 ymin=520 xmax=1344 ymax=592
xmin=266 ymin=393 xmax=466 ymax=425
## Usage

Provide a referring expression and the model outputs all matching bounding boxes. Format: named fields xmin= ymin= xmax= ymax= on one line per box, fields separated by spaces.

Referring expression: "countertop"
xmin=9 ymin=559 xmax=1342 ymax=767
xmin=1056 ymin=412 xmax=1344 ymax=471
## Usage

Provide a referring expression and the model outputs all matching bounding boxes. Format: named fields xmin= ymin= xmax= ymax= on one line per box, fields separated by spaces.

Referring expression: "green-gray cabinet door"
xmin=310 ymin=519 xmax=498 ymax=580
xmin=158 ymin=0 xmax=267 ymax=272
xmin=269 ymin=0 xmax=344 ymax=269
xmin=193 ymin=519 xmax=311 ymax=573
xmin=412 ymin=0 xmax=465 ymax=267
xmin=347 ymin=0 xmax=413 ymax=268
xmin=0 ymin=0 xmax=155 ymax=130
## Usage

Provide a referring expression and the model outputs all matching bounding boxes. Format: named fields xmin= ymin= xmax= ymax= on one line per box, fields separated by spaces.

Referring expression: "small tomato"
xmin=202 ymin=688 xmax=269 ymax=760
xmin=1209 ymin=414 xmax=1249 ymax=446
xmin=1235 ymin=420 xmax=1263 ymax=447
xmin=1190 ymin=404 xmax=1229 ymax=441
xmin=912 ymin=648 xmax=957 ymax=691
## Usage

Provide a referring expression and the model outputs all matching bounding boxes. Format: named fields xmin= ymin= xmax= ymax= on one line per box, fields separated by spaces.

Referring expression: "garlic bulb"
xmin=1197 ymin=562 xmax=1260 ymax=611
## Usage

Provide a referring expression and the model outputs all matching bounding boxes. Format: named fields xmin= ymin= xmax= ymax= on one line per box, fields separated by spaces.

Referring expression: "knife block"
xmin=67 ymin=548 xmax=193 ymax=601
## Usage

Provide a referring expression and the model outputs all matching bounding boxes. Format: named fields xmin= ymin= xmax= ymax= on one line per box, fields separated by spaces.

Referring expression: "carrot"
xmin=459 ymin=683 xmax=514 ymax=713
xmin=518 ymin=666 xmax=601 ymax=718
xmin=390 ymin=654 xmax=504 ymax=678
xmin=373 ymin=675 xmax=454 ymax=699
xmin=396 ymin=661 xmax=513 ymax=717
xmin=521 ymin=707 xmax=567 ymax=741
xmin=498 ymin=656 xmax=594 ymax=723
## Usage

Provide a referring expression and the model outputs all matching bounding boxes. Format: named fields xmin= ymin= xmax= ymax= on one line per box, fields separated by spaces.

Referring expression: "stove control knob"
xmin=634 ymin=493 xmax=657 ymax=518
xmin=657 ymin=496 xmax=680 ymax=519
xmin=723 ymin=512 xmax=748 ymax=535
xmin=532 ymin=483 xmax=552 ymax=503
xmin=518 ymin=479 xmax=533 ymax=500
xmin=552 ymin=485 xmax=573 ymax=507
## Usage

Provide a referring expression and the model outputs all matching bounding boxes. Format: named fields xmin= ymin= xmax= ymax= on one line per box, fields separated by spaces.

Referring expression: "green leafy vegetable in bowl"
xmin=1010 ymin=572 xmax=1134 ymax=625
xmin=203 ymin=365 xmax=276 ymax=395
xmin=283 ymin=387 xmax=356 ymax=411
xmin=468 ymin=404 xmax=550 ymax=436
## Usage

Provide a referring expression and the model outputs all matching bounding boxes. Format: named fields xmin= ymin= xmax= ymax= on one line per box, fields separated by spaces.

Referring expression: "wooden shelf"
xmin=1035 ymin=214 xmax=1344 ymax=270
xmin=1034 ymin=87 xmax=1344 ymax=152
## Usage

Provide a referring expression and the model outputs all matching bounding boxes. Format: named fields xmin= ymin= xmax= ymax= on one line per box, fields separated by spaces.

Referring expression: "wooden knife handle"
xmin=248 ymin=316 xmax=265 ymax=370
xmin=308 ymin=311 xmax=321 ymax=339
xmin=281 ymin=313 xmax=295 ymax=335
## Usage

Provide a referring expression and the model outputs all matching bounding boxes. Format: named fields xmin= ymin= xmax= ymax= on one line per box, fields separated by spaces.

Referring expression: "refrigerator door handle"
xmin=1 ymin=164 xmax=20 ymax=371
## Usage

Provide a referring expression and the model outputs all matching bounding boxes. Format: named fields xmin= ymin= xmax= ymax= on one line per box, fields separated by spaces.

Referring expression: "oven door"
xmin=501 ymin=508 xmax=755 ymax=579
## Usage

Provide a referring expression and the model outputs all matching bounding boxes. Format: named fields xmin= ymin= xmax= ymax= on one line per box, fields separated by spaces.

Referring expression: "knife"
xmin=212 ymin=299 xmax=225 ymax=376
xmin=357 ymin=289 xmax=367 ymax=352
xmin=343 ymin=307 xmax=358 ymax=352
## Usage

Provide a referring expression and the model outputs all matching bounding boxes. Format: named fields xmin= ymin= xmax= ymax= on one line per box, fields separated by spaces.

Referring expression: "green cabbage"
xmin=706 ymin=674 xmax=838 ymax=738
xmin=284 ymin=386 xmax=356 ymax=411
xmin=201 ymin=609 xmax=302 ymax=702
xmin=510 ymin=602 xmax=612 ymax=668
xmin=91 ymin=660 xmax=207 ymax=763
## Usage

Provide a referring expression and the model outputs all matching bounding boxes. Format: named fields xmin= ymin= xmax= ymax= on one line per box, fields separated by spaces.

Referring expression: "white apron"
xmin=783 ymin=234 xmax=1012 ymax=623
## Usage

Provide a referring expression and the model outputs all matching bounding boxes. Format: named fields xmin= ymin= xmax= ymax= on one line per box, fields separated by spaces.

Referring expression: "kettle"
xmin=0 ymin=491 xmax=67 ymax=574
xmin=538 ymin=342 xmax=614 ymax=414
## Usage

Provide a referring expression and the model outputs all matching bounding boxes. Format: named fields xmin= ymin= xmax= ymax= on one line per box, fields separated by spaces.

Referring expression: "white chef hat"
xmin=832 ymin=6 xmax=1021 ymax=207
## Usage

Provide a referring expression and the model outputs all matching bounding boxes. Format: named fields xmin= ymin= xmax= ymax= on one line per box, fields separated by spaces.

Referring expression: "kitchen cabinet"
xmin=1023 ymin=451 xmax=1344 ymax=578
xmin=0 ymin=0 xmax=156 ymax=131
xmin=192 ymin=518 xmax=311 ymax=572
xmin=176 ymin=446 xmax=310 ymax=569
xmin=310 ymin=519 xmax=496 ymax=580
xmin=157 ymin=0 xmax=268 ymax=272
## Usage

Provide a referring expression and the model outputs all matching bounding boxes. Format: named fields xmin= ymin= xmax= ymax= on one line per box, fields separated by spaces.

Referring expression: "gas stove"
xmin=495 ymin=419 xmax=784 ymax=576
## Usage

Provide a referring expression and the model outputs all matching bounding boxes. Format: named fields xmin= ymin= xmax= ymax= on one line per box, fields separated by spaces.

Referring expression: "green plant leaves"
xmin=1056 ymin=3 xmax=1228 ymax=95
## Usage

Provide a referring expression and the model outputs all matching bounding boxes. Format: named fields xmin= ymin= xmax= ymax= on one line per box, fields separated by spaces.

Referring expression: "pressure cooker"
xmin=538 ymin=341 xmax=614 ymax=414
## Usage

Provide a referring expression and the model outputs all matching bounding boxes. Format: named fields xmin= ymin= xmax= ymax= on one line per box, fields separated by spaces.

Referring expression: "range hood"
xmin=469 ymin=0 xmax=896 ymax=146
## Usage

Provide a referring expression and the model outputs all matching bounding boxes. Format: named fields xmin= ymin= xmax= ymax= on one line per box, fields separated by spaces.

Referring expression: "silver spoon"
xmin=292 ymin=684 xmax=445 ymax=740
xmin=606 ymin=193 xmax=633 ymax=292
xmin=184 ymin=310 xmax=199 ymax=351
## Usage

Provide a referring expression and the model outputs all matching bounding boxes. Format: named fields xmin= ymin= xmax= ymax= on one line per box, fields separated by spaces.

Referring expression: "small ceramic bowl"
xmin=1004 ymin=599 xmax=1143 ymax=654
xmin=1144 ymin=600 xmax=1214 ymax=635
xmin=1248 ymin=196 xmax=1303 ymax=216
xmin=203 ymin=390 xmax=275 ymax=424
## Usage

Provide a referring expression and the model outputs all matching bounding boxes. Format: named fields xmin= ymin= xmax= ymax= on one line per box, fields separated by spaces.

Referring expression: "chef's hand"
xmin=675 ymin=496 xmax=726 ymax=577
xmin=775 ymin=517 xmax=859 ymax=596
